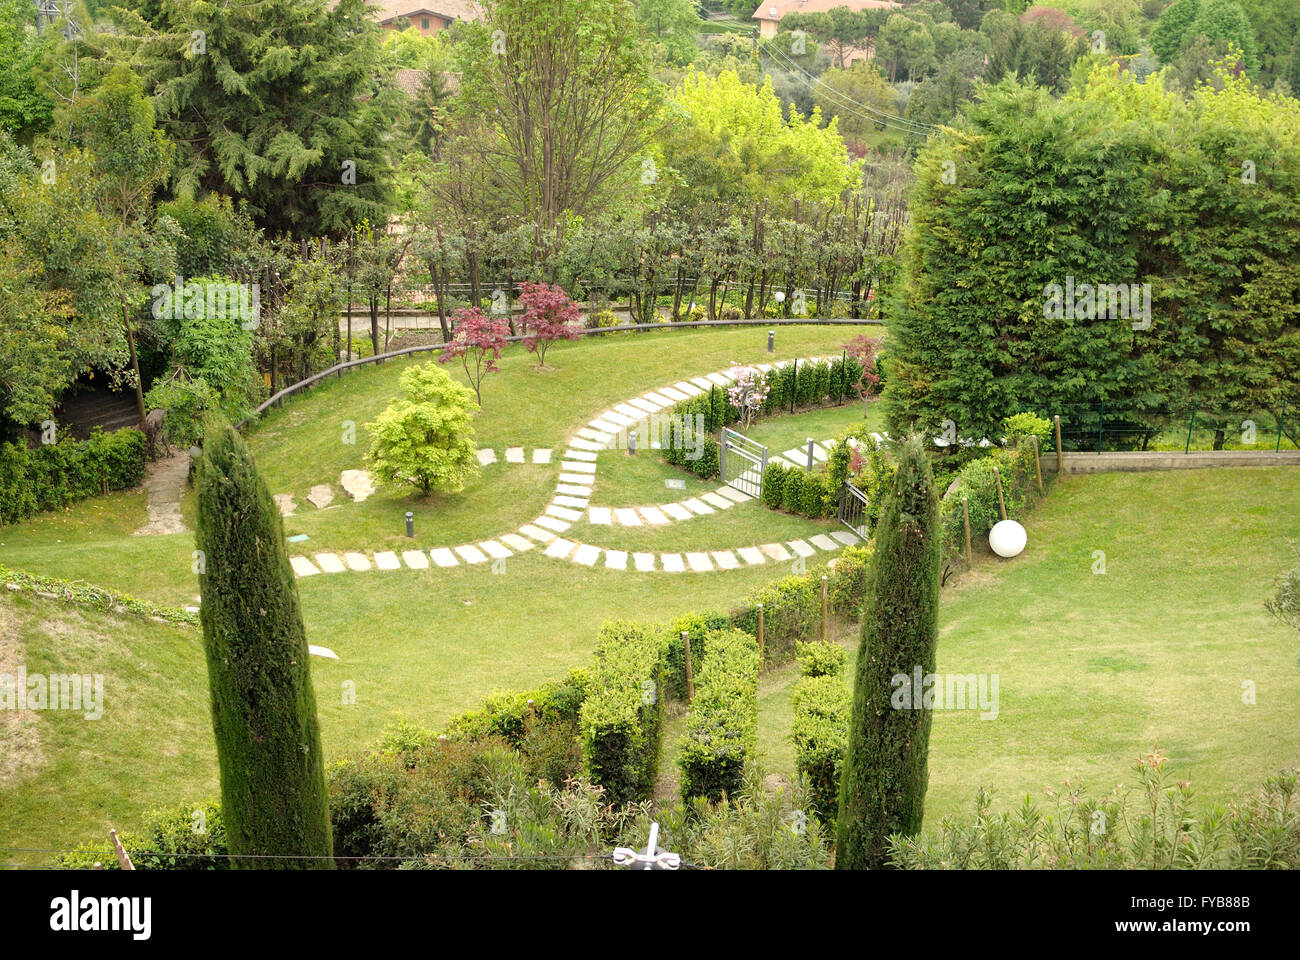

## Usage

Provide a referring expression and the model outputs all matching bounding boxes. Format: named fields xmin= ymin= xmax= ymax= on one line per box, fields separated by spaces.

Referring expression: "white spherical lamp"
xmin=988 ymin=519 xmax=1027 ymax=558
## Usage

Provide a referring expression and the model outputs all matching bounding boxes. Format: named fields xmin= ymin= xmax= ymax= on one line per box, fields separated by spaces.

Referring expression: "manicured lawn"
xmin=743 ymin=401 xmax=885 ymax=457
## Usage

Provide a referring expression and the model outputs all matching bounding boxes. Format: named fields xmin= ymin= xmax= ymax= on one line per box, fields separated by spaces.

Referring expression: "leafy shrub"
xmin=761 ymin=460 xmax=789 ymax=509
xmin=444 ymin=669 xmax=589 ymax=747
xmin=941 ymin=442 xmax=1038 ymax=564
xmin=0 ymin=566 xmax=197 ymax=625
xmin=796 ymin=640 xmax=846 ymax=678
xmin=1003 ymin=411 xmax=1054 ymax=452
xmin=731 ymin=574 xmax=819 ymax=667
xmin=889 ymin=756 xmax=1300 ymax=870
xmin=586 ymin=308 xmax=621 ymax=334
xmin=678 ymin=629 xmax=760 ymax=802
xmin=827 ymin=544 xmax=873 ymax=617
xmin=781 ymin=467 xmax=806 ymax=513
xmin=792 ymin=674 xmax=850 ymax=828
xmin=365 ymin=362 xmax=479 ymax=495
xmin=55 ymin=800 xmax=228 ymax=870
xmin=579 ymin=620 xmax=666 ymax=806
xmin=0 ymin=428 xmax=146 ymax=525
xmin=660 ymin=610 xmax=729 ymax=701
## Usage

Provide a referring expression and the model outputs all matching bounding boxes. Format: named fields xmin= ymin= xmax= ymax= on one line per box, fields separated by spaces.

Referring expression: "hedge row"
xmin=791 ymin=645 xmax=851 ymax=828
xmin=678 ymin=628 xmax=760 ymax=802
xmin=761 ymin=460 xmax=839 ymax=518
xmin=443 ymin=669 xmax=590 ymax=748
xmin=0 ymin=566 xmax=199 ymax=626
xmin=0 ymin=428 xmax=147 ymax=525
xmin=730 ymin=573 xmax=821 ymax=668
xmin=758 ymin=355 xmax=865 ymax=415
xmin=55 ymin=800 xmax=228 ymax=870
xmin=939 ymin=439 xmax=1041 ymax=568
xmin=578 ymin=620 xmax=666 ymax=807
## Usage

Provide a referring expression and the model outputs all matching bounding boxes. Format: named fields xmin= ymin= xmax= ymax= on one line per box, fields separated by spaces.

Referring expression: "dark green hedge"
xmin=444 ymin=669 xmax=590 ymax=748
xmin=730 ymin=574 xmax=820 ymax=668
xmin=678 ymin=628 xmax=760 ymax=802
xmin=0 ymin=427 xmax=146 ymax=525
xmin=579 ymin=620 xmax=666 ymax=807
xmin=792 ymin=671 xmax=850 ymax=828
xmin=659 ymin=610 xmax=730 ymax=701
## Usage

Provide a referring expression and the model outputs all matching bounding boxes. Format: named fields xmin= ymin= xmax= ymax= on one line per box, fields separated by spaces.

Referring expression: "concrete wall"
xmin=1050 ymin=451 xmax=1300 ymax=474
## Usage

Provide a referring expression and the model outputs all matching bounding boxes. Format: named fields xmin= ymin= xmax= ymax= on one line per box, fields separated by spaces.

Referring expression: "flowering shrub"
xmin=844 ymin=335 xmax=882 ymax=410
xmin=518 ymin=281 xmax=581 ymax=366
xmin=726 ymin=364 xmax=771 ymax=431
xmin=439 ymin=307 xmax=510 ymax=403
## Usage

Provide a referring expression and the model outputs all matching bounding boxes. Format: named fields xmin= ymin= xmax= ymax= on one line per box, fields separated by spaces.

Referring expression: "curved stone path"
xmin=287 ymin=356 xmax=866 ymax=577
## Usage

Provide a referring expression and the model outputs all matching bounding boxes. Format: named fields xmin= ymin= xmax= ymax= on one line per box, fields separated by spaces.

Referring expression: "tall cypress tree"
xmin=836 ymin=436 xmax=941 ymax=869
xmin=195 ymin=419 xmax=333 ymax=868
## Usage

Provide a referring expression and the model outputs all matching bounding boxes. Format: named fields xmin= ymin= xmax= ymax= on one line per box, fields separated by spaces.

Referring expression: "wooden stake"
xmin=820 ymin=575 xmax=828 ymax=642
xmin=1053 ymin=415 xmax=1064 ymax=474
xmin=992 ymin=466 xmax=1007 ymax=521
xmin=1031 ymin=435 xmax=1044 ymax=493
xmin=961 ymin=496 xmax=972 ymax=565
xmin=109 ymin=828 xmax=135 ymax=871
xmin=682 ymin=631 xmax=694 ymax=702
xmin=756 ymin=603 xmax=765 ymax=666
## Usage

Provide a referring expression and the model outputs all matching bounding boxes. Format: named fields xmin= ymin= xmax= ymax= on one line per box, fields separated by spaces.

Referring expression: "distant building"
xmin=366 ymin=0 xmax=482 ymax=36
xmin=752 ymin=0 xmax=902 ymax=41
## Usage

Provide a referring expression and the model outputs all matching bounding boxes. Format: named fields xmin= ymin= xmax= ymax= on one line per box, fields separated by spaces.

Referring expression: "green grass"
xmin=744 ymin=401 xmax=885 ymax=458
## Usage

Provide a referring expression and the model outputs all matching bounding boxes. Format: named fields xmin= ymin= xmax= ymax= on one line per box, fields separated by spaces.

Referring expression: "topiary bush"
xmin=781 ymin=467 xmax=806 ymax=514
xmin=731 ymin=574 xmax=819 ymax=667
xmin=761 ymin=460 xmax=789 ymax=509
xmin=796 ymin=640 xmax=847 ymax=678
xmin=579 ymin=620 xmax=666 ymax=807
xmin=678 ymin=629 xmax=760 ymax=802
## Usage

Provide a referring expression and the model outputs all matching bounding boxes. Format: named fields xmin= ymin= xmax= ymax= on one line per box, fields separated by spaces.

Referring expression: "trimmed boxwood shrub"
xmin=761 ymin=460 xmax=789 ymax=508
xmin=792 ymin=673 xmax=850 ymax=828
xmin=827 ymin=544 xmax=873 ymax=617
xmin=796 ymin=640 xmax=847 ymax=678
xmin=781 ymin=467 xmax=805 ymax=513
xmin=660 ymin=610 xmax=729 ymax=701
xmin=579 ymin=620 xmax=666 ymax=806
xmin=0 ymin=427 xmax=146 ymax=525
xmin=444 ymin=669 xmax=590 ymax=747
xmin=731 ymin=574 xmax=819 ymax=667
xmin=678 ymin=628 xmax=760 ymax=802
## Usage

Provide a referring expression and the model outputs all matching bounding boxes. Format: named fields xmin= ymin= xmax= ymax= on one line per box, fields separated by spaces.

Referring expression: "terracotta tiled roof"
xmin=752 ymin=0 xmax=901 ymax=22
xmin=365 ymin=0 xmax=482 ymax=24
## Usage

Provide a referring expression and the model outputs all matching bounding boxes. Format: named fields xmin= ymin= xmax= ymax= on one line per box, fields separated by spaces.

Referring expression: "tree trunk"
xmin=122 ymin=306 xmax=146 ymax=423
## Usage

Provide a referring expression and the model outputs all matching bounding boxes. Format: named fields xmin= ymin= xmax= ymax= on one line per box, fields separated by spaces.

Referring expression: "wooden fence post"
xmin=961 ymin=496 xmax=972 ymax=565
xmin=756 ymin=603 xmax=765 ymax=666
xmin=682 ymin=631 xmax=694 ymax=702
xmin=1053 ymin=415 xmax=1063 ymax=474
xmin=1031 ymin=435 xmax=1044 ymax=493
xmin=992 ymin=467 xmax=1007 ymax=521
xmin=109 ymin=828 xmax=135 ymax=871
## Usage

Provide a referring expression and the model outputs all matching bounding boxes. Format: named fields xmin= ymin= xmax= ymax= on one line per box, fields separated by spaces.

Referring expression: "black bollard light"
xmin=405 ymin=511 xmax=414 ymax=537
xmin=628 ymin=430 xmax=638 ymax=454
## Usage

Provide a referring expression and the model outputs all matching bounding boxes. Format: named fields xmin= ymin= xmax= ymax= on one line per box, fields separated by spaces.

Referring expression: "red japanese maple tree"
xmin=440 ymin=307 xmax=510 ymax=404
xmin=518 ymin=281 xmax=581 ymax=367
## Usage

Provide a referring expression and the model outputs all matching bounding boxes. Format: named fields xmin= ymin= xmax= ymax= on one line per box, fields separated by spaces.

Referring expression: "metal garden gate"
xmin=720 ymin=429 xmax=768 ymax=499
xmin=838 ymin=481 xmax=869 ymax=539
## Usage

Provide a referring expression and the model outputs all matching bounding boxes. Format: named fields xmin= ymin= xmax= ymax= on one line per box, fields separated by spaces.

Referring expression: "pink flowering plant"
xmin=518 ymin=281 xmax=581 ymax=367
xmin=726 ymin=364 xmax=770 ymax=431
xmin=844 ymin=334 xmax=882 ymax=412
xmin=440 ymin=307 xmax=510 ymax=404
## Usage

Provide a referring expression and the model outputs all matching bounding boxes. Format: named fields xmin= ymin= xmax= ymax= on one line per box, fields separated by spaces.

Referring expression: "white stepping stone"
xmin=534 ymin=514 xmax=571 ymax=533
xmin=675 ymin=381 xmax=703 ymax=396
xmin=506 ymin=447 xmax=525 ymax=463
xmin=614 ymin=508 xmax=642 ymax=526
xmin=614 ymin=403 xmax=644 ymax=419
xmin=572 ymin=544 xmax=601 ymax=566
xmin=809 ymin=534 xmax=838 ymax=551
xmin=553 ymin=495 xmax=590 ymax=510
xmin=430 ymin=548 xmax=459 ymax=567
xmin=290 ymin=556 xmax=321 ymax=577
xmin=662 ymin=502 xmax=693 ymax=521
xmin=547 ymin=504 xmax=584 ymax=522
xmin=374 ymin=551 xmax=401 ymax=570
xmin=603 ymin=411 xmax=636 ymax=428
xmin=738 ymin=547 xmax=766 ymax=565
xmin=315 ymin=553 xmax=346 ymax=573
xmin=685 ymin=552 xmax=713 ymax=572
xmin=479 ymin=540 xmax=511 ymax=560
xmin=501 ymin=533 xmax=534 ymax=552
xmin=589 ymin=418 xmax=621 ymax=434
xmin=690 ymin=377 xmax=713 ymax=390
xmin=564 ymin=448 xmax=598 ymax=461
xmin=682 ymin=498 xmax=714 ymax=515
xmin=717 ymin=486 xmax=750 ymax=502
xmin=706 ymin=372 xmax=730 ymax=386
xmin=633 ymin=552 xmax=656 ymax=572
xmin=784 ymin=448 xmax=814 ymax=467
xmin=454 ymin=544 xmax=489 ymax=564
xmin=344 ymin=552 xmax=371 ymax=571
xmin=402 ymin=549 xmax=430 ymax=569
xmin=787 ymin=540 xmax=815 ymax=558
xmin=556 ymin=483 xmax=592 ymax=497
xmin=659 ymin=387 xmax=688 ymax=402
xmin=544 ymin=538 xmax=576 ymax=559
xmin=532 ymin=448 xmax=552 ymax=464
xmin=519 ymin=523 xmax=557 ymax=542
xmin=830 ymin=530 xmax=860 ymax=545
xmin=340 ymin=469 xmax=376 ymax=502
xmin=309 ymin=645 xmax=339 ymax=660
xmin=589 ymin=507 xmax=613 ymax=524
xmin=605 ymin=550 xmax=628 ymax=570
xmin=560 ymin=473 xmax=596 ymax=485
xmin=477 ymin=448 xmax=497 ymax=466
xmin=711 ymin=550 xmax=741 ymax=570
xmin=560 ymin=460 xmax=597 ymax=474
xmin=628 ymin=397 xmax=661 ymax=413
xmin=307 ymin=484 xmax=334 ymax=509
xmin=810 ymin=445 xmax=829 ymax=463
xmin=700 ymin=492 xmax=733 ymax=510
xmin=577 ymin=428 xmax=613 ymax=443
xmin=760 ymin=542 xmax=792 ymax=561
xmin=646 ymin=391 xmax=676 ymax=407
xmin=661 ymin=553 xmax=686 ymax=572
xmin=274 ymin=494 xmax=296 ymax=517
xmin=570 ymin=437 xmax=605 ymax=452
xmin=638 ymin=506 xmax=670 ymax=525
xmin=757 ymin=363 xmax=773 ymax=372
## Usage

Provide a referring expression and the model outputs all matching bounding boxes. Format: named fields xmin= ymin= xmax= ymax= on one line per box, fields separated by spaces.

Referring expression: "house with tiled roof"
xmin=751 ymin=0 xmax=902 ymax=40
xmin=367 ymin=0 xmax=482 ymax=35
